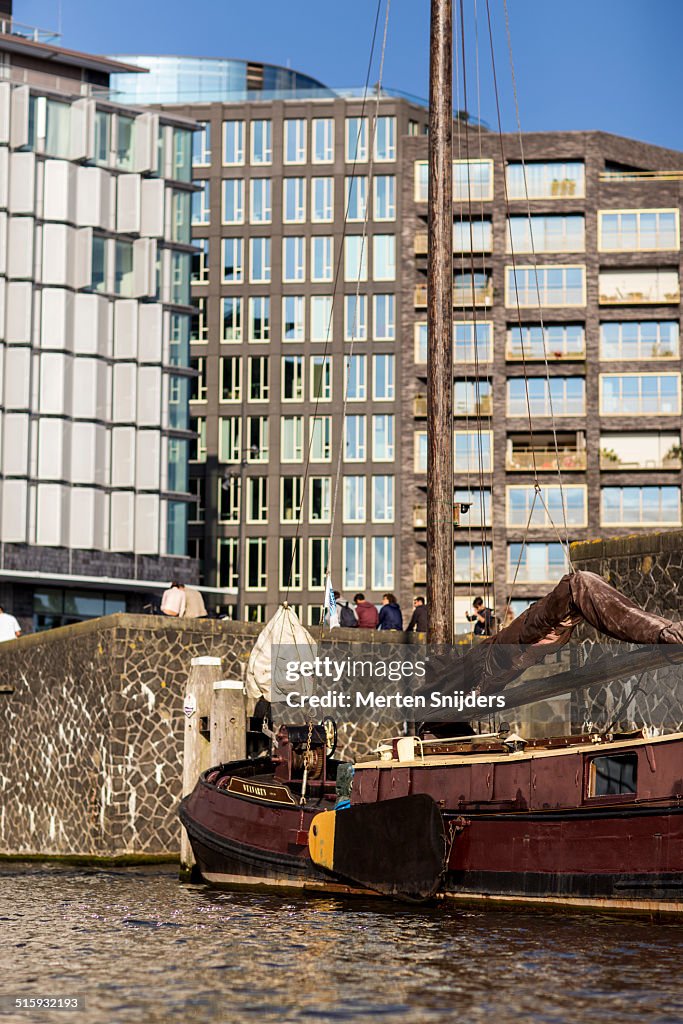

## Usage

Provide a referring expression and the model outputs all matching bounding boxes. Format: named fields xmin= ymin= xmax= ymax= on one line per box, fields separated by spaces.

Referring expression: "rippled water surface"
xmin=2 ymin=864 xmax=683 ymax=1024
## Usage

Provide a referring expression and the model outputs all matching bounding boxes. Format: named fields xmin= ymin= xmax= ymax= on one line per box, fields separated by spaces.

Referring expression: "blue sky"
xmin=15 ymin=0 xmax=683 ymax=151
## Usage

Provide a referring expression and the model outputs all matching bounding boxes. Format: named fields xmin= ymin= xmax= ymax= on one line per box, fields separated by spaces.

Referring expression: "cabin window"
xmin=588 ymin=754 xmax=637 ymax=797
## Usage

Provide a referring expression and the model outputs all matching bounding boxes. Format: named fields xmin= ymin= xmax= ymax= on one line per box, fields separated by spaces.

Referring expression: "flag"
xmin=324 ymin=575 xmax=340 ymax=629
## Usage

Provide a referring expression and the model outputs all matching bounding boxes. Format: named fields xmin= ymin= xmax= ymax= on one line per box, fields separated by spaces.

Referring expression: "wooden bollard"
xmin=211 ymin=680 xmax=247 ymax=765
xmin=180 ymin=655 xmax=223 ymax=879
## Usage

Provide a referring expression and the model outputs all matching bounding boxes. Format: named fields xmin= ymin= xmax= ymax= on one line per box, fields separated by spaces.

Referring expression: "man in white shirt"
xmin=0 ymin=606 xmax=21 ymax=642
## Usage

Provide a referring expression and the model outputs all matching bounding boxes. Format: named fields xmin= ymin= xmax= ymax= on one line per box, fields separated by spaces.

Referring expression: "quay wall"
xmin=0 ymin=615 xmax=414 ymax=859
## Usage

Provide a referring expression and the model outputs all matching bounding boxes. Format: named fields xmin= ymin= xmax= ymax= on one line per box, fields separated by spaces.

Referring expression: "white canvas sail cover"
xmin=245 ymin=604 xmax=317 ymax=702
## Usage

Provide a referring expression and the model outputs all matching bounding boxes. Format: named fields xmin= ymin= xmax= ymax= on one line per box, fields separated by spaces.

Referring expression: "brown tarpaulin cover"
xmin=424 ymin=570 xmax=683 ymax=697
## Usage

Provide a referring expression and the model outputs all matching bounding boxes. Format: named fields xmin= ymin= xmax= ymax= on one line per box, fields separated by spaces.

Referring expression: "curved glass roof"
xmin=108 ymin=55 xmax=334 ymax=104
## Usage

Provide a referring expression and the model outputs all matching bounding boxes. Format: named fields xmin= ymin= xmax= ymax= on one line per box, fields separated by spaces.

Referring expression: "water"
xmin=2 ymin=864 xmax=683 ymax=1024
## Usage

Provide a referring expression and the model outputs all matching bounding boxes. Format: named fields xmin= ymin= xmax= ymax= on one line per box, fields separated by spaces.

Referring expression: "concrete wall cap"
xmin=213 ymin=680 xmax=244 ymax=690
xmin=191 ymin=656 xmax=222 ymax=666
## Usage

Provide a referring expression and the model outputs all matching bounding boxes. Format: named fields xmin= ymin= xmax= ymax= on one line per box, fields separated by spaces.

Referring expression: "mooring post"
xmin=211 ymin=680 xmax=247 ymax=764
xmin=181 ymin=655 xmax=223 ymax=880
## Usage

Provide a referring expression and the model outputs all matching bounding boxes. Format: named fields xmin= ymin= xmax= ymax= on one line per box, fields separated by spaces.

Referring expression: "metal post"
xmin=427 ymin=0 xmax=454 ymax=644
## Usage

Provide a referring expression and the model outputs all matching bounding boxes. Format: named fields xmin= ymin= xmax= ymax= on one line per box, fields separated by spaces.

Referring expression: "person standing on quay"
xmin=353 ymin=593 xmax=379 ymax=629
xmin=378 ymin=593 xmax=403 ymax=631
xmin=407 ymin=596 xmax=429 ymax=633
xmin=161 ymin=581 xmax=186 ymax=617
xmin=0 ymin=605 xmax=21 ymax=642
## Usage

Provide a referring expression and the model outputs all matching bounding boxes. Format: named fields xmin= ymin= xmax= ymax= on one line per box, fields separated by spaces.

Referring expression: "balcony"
xmin=599 ymin=450 xmax=683 ymax=471
xmin=414 ymin=395 xmax=427 ymax=418
xmin=506 ymin=340 xmax=586 ymax=361
xmin=414 ymin=506 xmax=427 ymax=528
xmin=455 ymin=394 xmax=493 ymax=417
xmin=415 ymin=227 xmax=493 ymax=256
xmin=506 ymin=433 xmax=587 ymax=472
xmin=414 ymin=281 xmax=493 ymax=309
xmin=414 ymin=561 xmax=427 ymax=584
xmin=415 ymin=233 xmax=428 ymax=256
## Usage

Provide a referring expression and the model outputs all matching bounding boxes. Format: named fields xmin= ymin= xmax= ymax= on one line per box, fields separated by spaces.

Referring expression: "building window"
xmin=310 ymin=356 xmax=332 ymax=401
xmin=454 ymin=271 xmax=492 ymax=307
xmin=312 ymin=117 xmax=334 ymax=163
xmin=222 ymin=238 xmax=243 ymax=283
xmin=373 ymin=235 xmax=396 ymax=281
xmin=310 ymin=416 xmax=332 ymax=461
xmin=599 ymin=373 xmax=681 ymax=416
xmin=599 ymin=321 xmax=679 ymax=360
xmin=284 ymin=118 xmax=307 ymax=164
xmin=372 ymin=475 xmax=394 ymax=522
xmin=344 ymin=354 xmax=367 ymax=400
xmin=310 ymin=477 xmax=331 ymax=523
xmin=193 ymin=122 xmax=211 ymax=166
xmin=506 ymin=485 xmax=587 ymax=528
xmin=454 ymin=321 xmax=493 ymax=363
xmin=188 ymin=477 xmax=206 ymax=524
xmin=248 ymin=297 xmax=270 ymax=343
xmin=507 ymin=214 xmax=585 ymax=253
xmin=222 ymin=352 xmax=242 ymax=399
xmin=455 ymin=487 xmax=491 ymax=527
xmin=222 ymin=179 xmax=244 ymax=224
xmin=598 ymin=432 xmax=681 ymax=471
xmin=247 ymin=416 xmax=269 ymax=461
xmin=453 ymin=378 xmax=492 ymax=416
xmin=372 ymin=537 xmax=394 ymax=589
xmin=506 ymin=161 xmax=585 ymax=200
xmin=249 ymin=237 xmax=271 ymax=283
xmin=311 ymin=295 xmax=333 ymax=342
xmin=601 ymin=486 xmax=681 ymax=527
xmin=374 ymin=116 xmax=396 ymax=161
xmin=218 ymin=476 xmax=241 ymax=523
xmin=282 ymin=296 xmax=305 ymax=341
xmin=346 ymin=176 xmax=368 ymax=221
xmin=507 ymin=377 xmax=585 ymax=417
xmin=114 ymin=241 xmax=133 ymax=297
xmin=280 ymin=538 xmax=302 ymax=590
xmin=94 ymin=109 xmax=111 ymax=164
xmin=191 ymin=239 xmax=209 ymax=284
xmin=191 ymin=180 xmax=210 ymax=225
xmin=372 ymin=354 xmax=395 ymax=400
xmin=170 ymin=374 xmax=190 ymax=430
xmin=454 ymin=430 xmax=493 ymax=473
xmin=454 ymin=545 xmax=492 ymax=583
xmin=346 ymin=117 xmax=368 ymax=162
xmin=454 ymin=219 xmax=493 ymax=252
xmin=343 ymin=537 xmax=365 ymax=590
xmin=506 ymin=265 xmax=586 ymax=307
xmin=373 ymin=295 xmax=395 ymax=341
xmin=171 ymin=189 xmax=191 ymax=243
xmin=170 ymin=251 xmax=191 ymax=305
xmin=281 ymin=476 xmax=303 ymax=523
xmin=452 ymin=159 xmax=493 ymax=201
xmin=311 ymin=236 xmax=333 ymax=282
xmin=281 ymin=416 xmax=304 ymax=462
xmin=344 ymin=294 xmax=367 ymax=340
xmin=223 ymin=120 xmax=245 ymax=165
xmin=311 ymin=177 xmax=334 ymax=222
xmin=246 ymin=538 xmax=268 ymax=590
xmin=283 ymin=177 xmax=306 ymax=223
xmin=372 ymin=414 xmax=394 ymax=461
xmin=250 ymin=178 xmax=272 ymax=223
xmin=219 ymin=416 xmax=241 ymax=462
xmin=598 ymin=269 xmax=679 ymax=305
xmin=507 ymin=542 xmax=567 ymax=583
xmin=599 ymin=209 xmax=679 ymax=251
xmin=169 ymin=313 xmax=191 ymax=366
xmin=414 ymin=430 xmax=427 ymax=473
xmin=190 ymin=356 xmax=207 ymax=402
xmin=344 ymin=415 xmax=367 ymax=461
xmin=250 ymin=119 xmax=272 ymax=164
xmin=246 ymin=604 xmax=266 ymax=623
xmin=282 ymin=355 xmax=304 ymax=401
xmin=344 ymin=236 xmax=368 ymax=282
xmin=221 ymin=297 xmax=242 ymax=342
xmin=116 ymin=115 xmax=135 ymax=170
xmin=344 ymin=476 xmax=366 ymax=523
xmin=248 ymin=355 xmax=270 ymax=401
xmin=506 ymin=324 xmax=585 ymax=361
xmin=309 ymin=538 xmax=330 ymax=590
xmin=283 ymin=236 xmax=305 ymax=282
xmin=374 ymin=175 xmax=395 ymax=221
xmin=247 ymin=477 xmax=268 ymax=523
xmin=415 ymin=323 xmax=428 ymax=364
xmin=189 ymin=417 xmax=207 ymax=463
xmin=218 ymin=538 xmax=239 ymax=588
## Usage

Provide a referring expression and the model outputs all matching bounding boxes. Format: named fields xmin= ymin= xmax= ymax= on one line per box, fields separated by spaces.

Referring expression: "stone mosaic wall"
xmin=569 ymin=530 xmax=683 ymax=733
xmin=0 ymin=616 xmax=415 ymax=858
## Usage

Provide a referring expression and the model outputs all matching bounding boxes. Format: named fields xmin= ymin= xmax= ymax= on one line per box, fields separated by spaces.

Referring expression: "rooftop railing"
xmin=0 ymin=18 xmax=61 ymax=43
xmin=600 ymin=170 xmax=683 ymax=182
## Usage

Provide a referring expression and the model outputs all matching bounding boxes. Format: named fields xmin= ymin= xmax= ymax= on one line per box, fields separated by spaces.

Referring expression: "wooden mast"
xmin=427 ymin=0 xmax=454 ymax=644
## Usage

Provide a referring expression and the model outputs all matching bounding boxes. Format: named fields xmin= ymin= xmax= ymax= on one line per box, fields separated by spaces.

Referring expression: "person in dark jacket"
xmin=467 ymin=596 xmax=494 ymax=636
xmin=377 ymin=593 xmax=403 ymax=631
xmin=353 ymin=593 xmax=379 ymax=629
xmin=407 ymin=596 xmax=429 ymax=633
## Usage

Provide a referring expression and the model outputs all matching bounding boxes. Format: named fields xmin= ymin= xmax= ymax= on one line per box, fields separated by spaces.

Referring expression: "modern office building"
xmin=0 ymin=20 xmax=196 ymax=630
xmin=111 ymin=56 xmax=683 ymax=629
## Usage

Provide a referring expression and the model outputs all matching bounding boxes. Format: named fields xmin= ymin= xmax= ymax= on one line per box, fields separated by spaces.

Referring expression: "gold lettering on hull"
xmin=226 ymin=776 xmax=297 ymax=805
